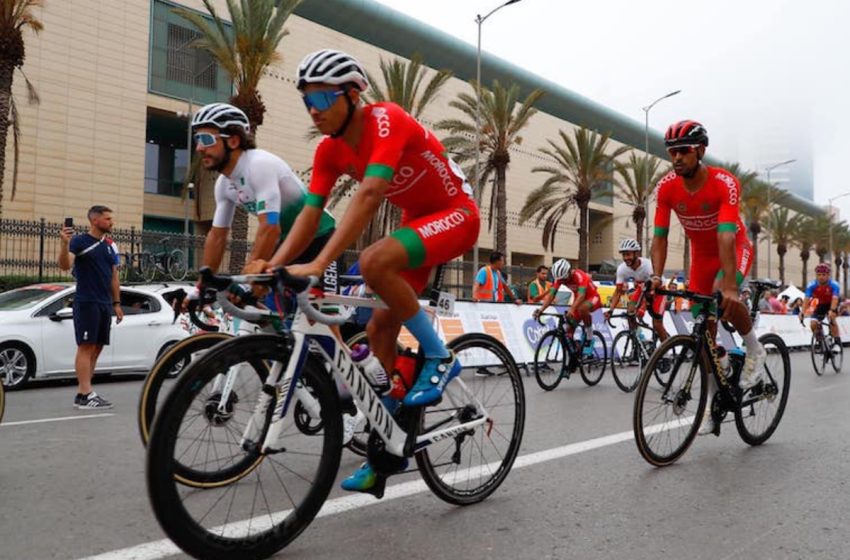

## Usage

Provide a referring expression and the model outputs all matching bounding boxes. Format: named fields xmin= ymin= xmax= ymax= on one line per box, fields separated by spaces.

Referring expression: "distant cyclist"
xmin=604 ymin=238 xmax=669 ymax=341
xmin=800 ymin=263 xmax=841 ymax=351
xmin=650 ymin=120 xmax=764 ymax=436
xmin=533 ymin=259 xmax=601 ymax=357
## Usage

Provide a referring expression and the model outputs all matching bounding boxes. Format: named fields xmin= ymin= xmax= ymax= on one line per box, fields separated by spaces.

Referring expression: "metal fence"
xmin=1 ymin=217 xmax=610 ymax=299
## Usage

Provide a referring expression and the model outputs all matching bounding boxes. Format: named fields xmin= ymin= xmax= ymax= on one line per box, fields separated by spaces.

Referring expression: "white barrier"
xmin=401 ymin=301 xmax=848 ymax=366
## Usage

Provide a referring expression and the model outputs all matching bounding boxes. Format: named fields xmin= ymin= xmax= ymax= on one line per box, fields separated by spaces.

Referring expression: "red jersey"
xmin=553 ymin=269 xmax=599 ymax=300
xmin=653 ymin=166 xmax=749 ymax=255
xmin=306 ymin=102 xmax=473 ymax=218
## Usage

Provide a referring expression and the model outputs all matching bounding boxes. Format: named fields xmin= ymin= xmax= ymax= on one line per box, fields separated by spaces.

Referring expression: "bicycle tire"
xmin=633 ymin=335 xmax=708 ymax=467
xmin=579 ymin=330 xmax=607 ymax=386
xmin=416 ymin=333 xmax=525 ymax=505
xmin=610 ymin=331 xmax=641 ymax=393
xmin=140 ymin=253 xmax=158 ymax=283
xmin=146 ymin=334 xmax=342 ymax=560
xmin=167 ymin=249 xmax=188 ymax=281
xmin=138 ymin=332 xmax=233 ymax=447
xmin=735 ymin=333 xmax=791 ymax=446
xmin=533 ymin=329 xmax=566 ymax=391
xmin=810 ymin=334 xmax=826 ymax=376
xmin=830 ymin=339 xmax=843 ymax=373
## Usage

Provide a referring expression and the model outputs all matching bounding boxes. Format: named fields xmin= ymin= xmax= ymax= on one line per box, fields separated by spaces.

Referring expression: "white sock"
xmin=741 ymin=329 xmax=759 ymax=349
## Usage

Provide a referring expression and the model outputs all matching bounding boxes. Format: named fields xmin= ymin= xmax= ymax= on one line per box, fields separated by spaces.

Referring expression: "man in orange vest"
xmin=473 ymin=251 xmax=522 ymax=303
xmin=527 ymin=265 xmax=552 ymax=303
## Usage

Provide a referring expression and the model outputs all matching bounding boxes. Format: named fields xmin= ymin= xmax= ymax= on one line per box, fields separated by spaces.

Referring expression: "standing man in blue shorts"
xmin=59 ymin=206 xmax=123 ymax=409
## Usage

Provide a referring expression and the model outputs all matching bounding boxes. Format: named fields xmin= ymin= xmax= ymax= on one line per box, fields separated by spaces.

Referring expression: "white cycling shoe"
xmin=698 ymin=406 xmax=716 ymax=436
xmin=739 ymin=342 xmax=767 ymax=391
xmin=342 ymin=409 xmax=366 ymax=445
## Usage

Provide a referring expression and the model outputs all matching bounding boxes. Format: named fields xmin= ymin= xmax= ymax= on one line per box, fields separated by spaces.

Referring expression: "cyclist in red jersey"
xmin=256 ymin=50 xmax=480 ymax=492
xmin=650 ymin=120 xmax=765 ymax=435
xmin=533 ymin=259 xmax=601 ymax=358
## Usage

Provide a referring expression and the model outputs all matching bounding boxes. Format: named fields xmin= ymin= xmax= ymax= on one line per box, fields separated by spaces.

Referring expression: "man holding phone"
xmin=58 ymin=206 xmax=123 ymax=409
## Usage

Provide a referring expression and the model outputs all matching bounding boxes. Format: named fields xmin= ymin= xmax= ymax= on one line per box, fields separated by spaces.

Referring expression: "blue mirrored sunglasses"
xmin=302 ymin=89 xmax=345 ymax=112
xmin=193 ymin=132 xmax=230 ymax=148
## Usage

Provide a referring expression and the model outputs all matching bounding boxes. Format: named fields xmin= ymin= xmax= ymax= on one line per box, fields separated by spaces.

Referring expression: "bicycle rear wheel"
xmin=167 ymin=249 xmax=188 ymax=281
xmin=611 ymin=331 xmax=642 ymax=393
xmin=735 ymin=334 xmax=791 ymax=446
xmin=147 ymin=334 xmax=342 ymax=560
xmin=579 ymin=330 xmax=607 ymax=386
xmin=533 ymin=329 xmax=566 ymax=391
xmin=416 ymin=333 xmax=525 ymax=505
xmin=633 ymin=335 xmax=707 ymax=467
xmin=137 ymin=332 xmax=232 ymax=447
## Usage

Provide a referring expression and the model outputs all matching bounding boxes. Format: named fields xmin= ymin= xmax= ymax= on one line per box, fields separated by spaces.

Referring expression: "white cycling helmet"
xmin=551 ymin=259 xmax=571 ymax=280
xmin=296 ymin=49 xmax=370 ymax=92
xmin=191 ymin=103 xmax=250 ymax=135
xmin=618 ymin=238 xmax=641 ymax=252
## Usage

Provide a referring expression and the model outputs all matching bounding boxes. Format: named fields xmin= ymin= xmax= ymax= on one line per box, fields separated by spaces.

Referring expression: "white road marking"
xmin=77 ymin=417 xmax=692 ymax=560
xmin=1 ymin=413 xmax=114 ymax=427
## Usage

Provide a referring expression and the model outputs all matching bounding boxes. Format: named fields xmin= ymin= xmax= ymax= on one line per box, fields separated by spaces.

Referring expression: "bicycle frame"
xmin=230 ymin=290 xmax=489 ymax=458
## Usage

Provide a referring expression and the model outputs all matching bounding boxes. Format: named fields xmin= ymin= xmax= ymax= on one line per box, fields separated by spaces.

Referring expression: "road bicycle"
xmin=146 ymin=267 xmax=525 ymax=560
xmin=633 ymin=279 xmax=791 ymax=467
xmin=120 ymin=237 xmax=187 ymax=283
xmin=607 ymin=311 xmax=665 ymax=393
xmin=532 ymin=312 xmax=608 ymax=391
xmin=807 ymin=315 xmax=843 ymax=375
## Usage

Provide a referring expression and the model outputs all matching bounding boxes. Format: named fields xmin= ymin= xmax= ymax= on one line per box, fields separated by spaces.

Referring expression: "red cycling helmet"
xmin=665 ymin=120 xmax=709 ymax=147
xmin=815 ymin=263 xmax=831 ymax=274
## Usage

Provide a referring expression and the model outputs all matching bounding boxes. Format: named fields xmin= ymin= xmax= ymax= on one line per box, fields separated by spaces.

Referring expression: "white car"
xmin=0 ymin=283 xmax=191 ymax=389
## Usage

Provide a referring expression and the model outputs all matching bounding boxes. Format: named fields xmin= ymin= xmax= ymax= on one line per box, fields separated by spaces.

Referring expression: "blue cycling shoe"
xmin=341 ymin=459 xmax=408 ymax=498
xmin=402 ymin=353 xmax=461 ymax=407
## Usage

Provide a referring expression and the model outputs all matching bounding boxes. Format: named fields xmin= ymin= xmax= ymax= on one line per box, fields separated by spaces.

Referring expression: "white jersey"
xmin=212 ymin=149 xmax=335 ymax=237
xmin=615 ymin=257 xmax=654 ymax=286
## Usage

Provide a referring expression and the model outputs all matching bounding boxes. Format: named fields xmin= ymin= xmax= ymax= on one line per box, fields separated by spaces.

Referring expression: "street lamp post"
xmin=764 ymin=158 xmax=796 ymax=279
xmin=641 ymin=90 xmax=681 ymax=244
xmin=474 ymin=0 xmax=522 ymax=273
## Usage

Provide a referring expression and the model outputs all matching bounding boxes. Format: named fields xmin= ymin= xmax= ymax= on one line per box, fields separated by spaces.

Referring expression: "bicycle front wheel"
xmin=579 ymin=330 xmax=607 ymax=386
xmin=140 ymin=253 xmax=158 ymax=283
xmin=533 ymin=329 xmax=566 ymax=391
xmin=610 ymin=331 xmax=642 ymax=393
xmin=416 ymin=333 xmax=525 ymax=506
xmin=811 ymin=334 xmax=827 ymax=375
xmin=633 ymin=335 xmax=708 ymax=467
xmin=146 ymin=334 xmax=342 ymax=560
xmin=735 ymin=333 xmax=791 ymax=446
xmin=137 ymin=332 xmax=232 ymax=447
xmin=831 ymin=338 xmax=843 ymax=373
xmin=167 ymin=249 xmax=188 ymax=281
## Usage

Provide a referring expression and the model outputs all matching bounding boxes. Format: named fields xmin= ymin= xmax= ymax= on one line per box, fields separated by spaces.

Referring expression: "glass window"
xmin=0 ymin=288 xmax=64 ymax=311
xmin=145 ymin=110 xmax=190 ymax=197
xmin=119 ymin=290 xmax=161 ymax=315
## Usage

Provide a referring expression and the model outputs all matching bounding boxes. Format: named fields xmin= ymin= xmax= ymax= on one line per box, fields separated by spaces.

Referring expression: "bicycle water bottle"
xmin=351 ymin=344 xmax=390 ymax=394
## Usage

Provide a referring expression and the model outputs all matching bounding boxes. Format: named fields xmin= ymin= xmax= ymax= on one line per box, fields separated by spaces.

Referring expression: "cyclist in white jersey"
xmin=604 ymin=239 xmax=669 ymax=340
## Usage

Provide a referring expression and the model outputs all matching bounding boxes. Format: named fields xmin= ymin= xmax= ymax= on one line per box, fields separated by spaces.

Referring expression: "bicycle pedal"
xmin=264 ymin=446 xmax=287 ymax=455
xmin=364 ymin=476 xmax=388 ymax=500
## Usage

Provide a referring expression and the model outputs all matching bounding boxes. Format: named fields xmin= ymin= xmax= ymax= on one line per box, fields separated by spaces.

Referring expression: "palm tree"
xmin=519 ymin=127 xmax=630 ymax=268
xmin=438 ymin=80 xmax=544 ymax=255
xmin=174 ymin=0 xmax=301 ymax=272
xmin=0 ymin=0 xmax=42 ymax=220
xmin=797 ymin=216 xmax=816 ymax=286
xmin=812 ymin=215 xmax=832 ymax=264
xmin=833 ymin=223 xmax=850 ymax=294
xmin=318 ymin=54 xmax=452 ymax=247
xmin=764 ymin=206 xmax=803 ymax=285
xmin=613 ymin=153 xmax=666 ymax=248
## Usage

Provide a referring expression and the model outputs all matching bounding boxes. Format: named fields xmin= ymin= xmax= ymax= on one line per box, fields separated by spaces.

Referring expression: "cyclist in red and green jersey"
xmin=259 ymin=50 xmax=480 ymax=492
xmin=650 ymin=120 xmax=765 ymax=435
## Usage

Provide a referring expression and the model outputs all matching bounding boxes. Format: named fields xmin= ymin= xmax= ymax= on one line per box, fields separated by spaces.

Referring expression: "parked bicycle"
xmin=633 ymin=279 xmax=791 ymax=467
xmin=146 ymin=267 xmax=525 ymax=559
xmin=532 ymin=312 xmax=608 ymax=391
xmin=120 ymin=237 xmax=188 ymax=283
xmin=808 ymin=315 xmax=843 ymax=375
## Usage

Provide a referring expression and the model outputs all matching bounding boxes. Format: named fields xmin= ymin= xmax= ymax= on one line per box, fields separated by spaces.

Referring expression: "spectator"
xmin=839 ymin=299 xmax=850 ymax=317
xmin=473 ymin=251 xmax=522 ymax=304
xmin=741 ymin=287 xmax=753 ymax=312
xmin=778 ymin=294 xmax=790 ymax=315
xmin=758 ymin=290 xmax=773 ymax=314
xmin=767 ymin=291 xmax=784 ymax=314
xmin=527 ymin=265 xmax=552 ymax=303
xmin=790 ymin=297 xmax=804 ymax=316
xmin=58 ymin=206 xmax=123 ymax=409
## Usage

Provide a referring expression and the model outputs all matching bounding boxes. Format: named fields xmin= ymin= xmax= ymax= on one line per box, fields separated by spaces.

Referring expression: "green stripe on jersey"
xmin=391 ymin=227 xmax=426 ymax=269
xmin=654 ymin=226 xmax=669 ymax=237
xmin=365 ymin=163 xmax=394 ymax=181
xmin=305 ymin=193 xmax=326 ymax=208
xmin=717 ymin=222 xmax=737 ymax=233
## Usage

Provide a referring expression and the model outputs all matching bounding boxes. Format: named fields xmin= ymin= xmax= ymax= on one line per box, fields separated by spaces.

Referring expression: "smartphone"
xmin=64 ymin=217 xmax=73 ymax=228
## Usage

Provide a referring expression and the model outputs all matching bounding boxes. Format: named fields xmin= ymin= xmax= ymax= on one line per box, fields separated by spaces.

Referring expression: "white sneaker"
xmin=740 ymin=342 xmax=766 ymax=390
xmin=698 ymin=407 xmax=715 ymax=436
xmin=342 ymin=409 xmax=366 ymax=445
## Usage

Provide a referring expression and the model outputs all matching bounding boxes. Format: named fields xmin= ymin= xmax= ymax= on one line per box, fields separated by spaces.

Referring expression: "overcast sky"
xmin=374 ymin=0 xmax=850 ymax=215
